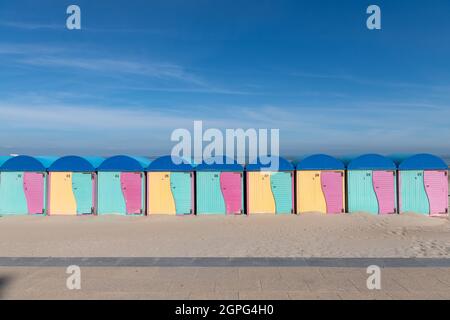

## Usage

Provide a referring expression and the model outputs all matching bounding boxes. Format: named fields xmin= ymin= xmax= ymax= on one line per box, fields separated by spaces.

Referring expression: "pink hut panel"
xmin=120 ymin=172 xmax=142 ymax=214
xmin=320 ymin=171 xmax=343 ymax=214
xmin=373 ymin=171 xmax=396 ymax=214
xmin=424 ymin=170 xmax=448 ymax=215
xmin=220 ymin=172 xmax=242 ymax=214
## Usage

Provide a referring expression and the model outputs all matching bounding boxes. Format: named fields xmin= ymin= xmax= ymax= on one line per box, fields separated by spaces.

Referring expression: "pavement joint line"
xmin=1 ymin=257 xmax=450 ymax=268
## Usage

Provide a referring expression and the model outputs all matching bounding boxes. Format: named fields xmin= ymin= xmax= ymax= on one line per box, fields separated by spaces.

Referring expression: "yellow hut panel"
xmin=296 ymin=171 xmax=327 ymax=214
xmin=147 ymin=172 xmax=176 ymax=215
xmin=247 ymin=172 xmax=276 ymax=214
xmin=49 ymin=172 xmax=77 ymax=215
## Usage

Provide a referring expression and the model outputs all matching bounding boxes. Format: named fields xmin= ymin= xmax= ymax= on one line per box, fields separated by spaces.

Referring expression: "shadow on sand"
xmin=0 ymin=275 xmax=13 ymax=299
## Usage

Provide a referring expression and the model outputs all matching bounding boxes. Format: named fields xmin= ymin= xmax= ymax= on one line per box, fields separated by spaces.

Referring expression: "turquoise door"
xmin=97 ymin=172 xmax=126 ymax=215
xmin=0 ymin=172 xmax=28 ymax=215
xmin=170 ymin=172 xmax=192 ymax=215
xmin=270 ymin=172 xmax=293 ymax=214
xmin=196 ymin=172 xmax=225 ymax=214
xmin=348 ymin=171 xmax=379 ymax=214
xmin=400 ymin=170 xmax=429 ymax=214
xmin=72 ymin=173 xmax=93 ymax=214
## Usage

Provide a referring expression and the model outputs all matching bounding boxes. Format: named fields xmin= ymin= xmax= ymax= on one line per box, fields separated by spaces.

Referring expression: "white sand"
xmin=0 ymin=214 xmax=449 ymax=258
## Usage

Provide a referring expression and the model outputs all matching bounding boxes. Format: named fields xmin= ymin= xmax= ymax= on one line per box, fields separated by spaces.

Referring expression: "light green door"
xmin=170 ymin=172 xmax=192 ymax=215
xmin=348 ymin=171 xmax=378 ymax=214
xmin=196 ymin=172 xmax=225 ymax=214
xmin=400 ymin=170 xmax=429 ymax=214
xmin=0 ymin=172 xmax=28 ymax=215
xmin=97 ymin=172 xmax=126 ymax=215
xmin=271 ymin=172 xmax=293 ymax=214
xmin=72 ymin=173 xmax=93 ymax=214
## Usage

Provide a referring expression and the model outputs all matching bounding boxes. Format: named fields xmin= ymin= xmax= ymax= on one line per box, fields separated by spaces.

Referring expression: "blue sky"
xmin=0 ymin=0 xmax=450 ymax=157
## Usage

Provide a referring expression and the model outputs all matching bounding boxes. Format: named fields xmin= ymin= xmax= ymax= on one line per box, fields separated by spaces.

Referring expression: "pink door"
xmin=373 ymin=171 xmax=396 ymax=214
xmin=120 ymin=172 xmax=142 ymax=215
xmin=424 ymin=170 xmax=448 ymax=215
xmin=220 ymin=172 xmax=242 ymax=214
xmin=321 ymin=171 xmax=344 ymax=214
xmin=23 ymin=172 xmax=45 ymax=214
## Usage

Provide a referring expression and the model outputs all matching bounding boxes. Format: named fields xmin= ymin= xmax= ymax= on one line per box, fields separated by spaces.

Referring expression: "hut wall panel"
xmin=296 ymin=171 xmax=326 ymax=214
xmin=424 ymin=170 xmax=448 ymax=215
xmin=399 ymin=171 xmax=429 ymax=214
xmin=97 ymin=172 xmax=127 ymax=215
xmin=148 ymin=172 xmax=176 ymax=215
xmin=372 ymin=171 xmax=396 ymax=214
xmin=270 ymin=172 xmax=293 ymax=214
xmin=320 ymin=171 xmax=344 ymax=214
xmin=120 ymin=172 xmax=142 ymax=214
xmin=196 ymin=172 xmax=225 ymax=214
xmin=247 ymin=172 xmax=275 ymax=214
xmin=49 ymin=172 xmax=77 ymax=215
xmin=0 ymin=172 xmax=28 ymax=214
xmin=220 ymin=172 xmax=242 ymax=214
xmin=170 ymin=172 xmax=192 ymax=214
xmin=348 ymin=171 xmax=379 ymax=214
xmin=23 ymin=172 xmax=45 ymax=214
xmin=71 ymin=173 xmax=94 ymax=214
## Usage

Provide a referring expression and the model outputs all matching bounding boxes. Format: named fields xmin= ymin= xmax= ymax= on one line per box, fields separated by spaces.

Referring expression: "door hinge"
xmin=91 ymin=207 xmax=95 ymax=214
xmin=91 ymin=173 xmax=95 ymax=180
xmin=189 ymin=209 xmax=193 ymax=214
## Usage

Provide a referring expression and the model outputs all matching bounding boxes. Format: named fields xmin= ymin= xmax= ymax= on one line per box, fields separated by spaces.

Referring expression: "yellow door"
xmin=297 ymin=171 xmax=327 ymax=214
xmin=248 ymin=172 xmax=276 ymax=214
xmin=148 ymin=172 xmax=176 ymax=214
xmin=49 ymin=172 xmax=77 ymax=215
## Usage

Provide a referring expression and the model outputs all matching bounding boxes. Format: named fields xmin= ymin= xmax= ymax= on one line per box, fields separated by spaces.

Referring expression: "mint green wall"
xmin=271 ymin=172 xmax=293 ymax=214
xmin=97 ymin=172 xmax=126 ymax=215
xmin=0 ymin=172 xmax=28 ymax=215
xmin=196 ymin=172 xmax=225 ymax=214
xmin=400 ymin=170 xmax=429 ymax=214
xmin=170 ymin=172 xmax=192 ymax=214
xmin=72 ymin=173 xmax=93 ymax=214
xmin=347 ymin=171 xmax=379 ymax=214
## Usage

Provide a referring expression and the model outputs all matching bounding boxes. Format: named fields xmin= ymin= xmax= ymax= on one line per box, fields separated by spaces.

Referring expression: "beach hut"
xmin=398 ymin=154 xmax=448 ymax=216
xmin=97 ymin=155 xmax=150 ymax=215
xmin=47 ymin=156 xmax=104 ymax=215
xmin=347 ymin=154 xmax=397 ymax=214
xmin=0 ymin=155 xmax=52 ymax=215
xmin=296 ymin=154 xmax=345 ymax=214
xmin=146 ymin=155 xmax=194 ymax=215
xmin=246 ymin=157 xmax=294 ymax=214
xmin=196 ymin=156 xmax=244 ymax=215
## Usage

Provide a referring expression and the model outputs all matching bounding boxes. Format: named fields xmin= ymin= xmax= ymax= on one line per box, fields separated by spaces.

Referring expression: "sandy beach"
xmin=0 ymin=213 xmax=448 ymax=258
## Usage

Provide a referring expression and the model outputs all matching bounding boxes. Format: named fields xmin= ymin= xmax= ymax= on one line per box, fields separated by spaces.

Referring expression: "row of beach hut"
xmin=0 ymin=154 xmax=447 ymax=217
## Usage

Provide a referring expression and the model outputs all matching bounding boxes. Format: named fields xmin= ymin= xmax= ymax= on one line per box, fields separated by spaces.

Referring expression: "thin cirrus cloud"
xmin=17 ymin=56 xmax=206 ymax=86
xmin=0 ymin=20 xmax=63 ymax=30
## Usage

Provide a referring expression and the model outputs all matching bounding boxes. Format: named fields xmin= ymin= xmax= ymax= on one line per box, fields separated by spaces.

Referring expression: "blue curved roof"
xmin=347 ymin=154 xmax=396 ymax=170
xmin=146 ymin=155 xmax=193 ymax=172
xmin=98 ymin=155 xmax=151 ymax=172
xmin=399 ymin=154 xmax=448 ymax=170
xmin=0 ymin=155 xmax=50 ymax=172
xmin=297 ymin=154 xmax=345 ymax=170
xmin=195 ymin=156 xmax=244 ymax=172
xmin=246 ymin=157 xmax=293 ymax=171
xmin=48 ymin=156 xmax=104 ymax=172
xmin=0 ymin=156 xmax=12 ymax=167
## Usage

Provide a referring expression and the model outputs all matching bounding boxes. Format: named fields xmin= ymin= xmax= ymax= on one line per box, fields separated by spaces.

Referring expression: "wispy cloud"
xmin=0 ymin=20 xmax=63 ymax=30
xmin=17 ymin=56 xmax=206 ymax=85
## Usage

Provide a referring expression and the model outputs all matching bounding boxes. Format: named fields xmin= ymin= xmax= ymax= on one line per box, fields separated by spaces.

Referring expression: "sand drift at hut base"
xmin=0 ymin=214 xmax=448 ymax=258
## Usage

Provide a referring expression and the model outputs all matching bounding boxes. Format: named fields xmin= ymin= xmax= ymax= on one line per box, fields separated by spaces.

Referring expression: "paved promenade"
xmin=1 ymin=263 xmax=450 ymax=299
